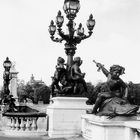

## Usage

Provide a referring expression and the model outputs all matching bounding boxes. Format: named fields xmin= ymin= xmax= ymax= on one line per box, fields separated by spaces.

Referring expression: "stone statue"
xmin=2 ymin=95 xmax=17 ymax=113
xmin=71 ymin=57 xmax=88 ymax=94
xmin=51 ymin=57 xmax=66 ymax=96
xmin=51 ymin=56 xmax=88 ymax=96
xmin=88 ymin=60 xmax=139 ymax=118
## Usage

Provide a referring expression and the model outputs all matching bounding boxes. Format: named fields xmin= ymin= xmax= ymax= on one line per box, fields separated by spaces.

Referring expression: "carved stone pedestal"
xmin=81 ymin=114 xmax=140 ymax=140
xmin=47 ymin=97 xmax=92 ymax=138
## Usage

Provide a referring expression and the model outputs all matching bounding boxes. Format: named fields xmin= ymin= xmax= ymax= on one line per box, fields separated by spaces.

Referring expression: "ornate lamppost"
xmin=48 ymin=0 xmax=95 ymax=69
xmin=3 ymin=57 xmax=12 ymax=96
xmin=49 ymin=0 xmax=95 ymax=96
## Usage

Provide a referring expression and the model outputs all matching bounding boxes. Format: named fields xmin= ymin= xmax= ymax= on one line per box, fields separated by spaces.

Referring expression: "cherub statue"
xmin=71 ymin=57 xmax=88 ymax=94
xmin=51 ymin=57 xmax=66 ymax=96
xmin=89 ymin=60 xmax=139 ymax=118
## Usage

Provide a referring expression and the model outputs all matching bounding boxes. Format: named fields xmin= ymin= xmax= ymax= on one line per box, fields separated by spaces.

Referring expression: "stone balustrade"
xmin=1 ymin=112 xmax=48 ymax=137
xmin=6 ymin=116 xmax=38 ymax=131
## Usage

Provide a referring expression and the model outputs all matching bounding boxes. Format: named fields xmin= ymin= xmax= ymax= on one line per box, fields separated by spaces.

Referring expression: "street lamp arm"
xmin=58 ymin=29 xmax=69 ymax=41
xmin=80 ymin=31 xmax=93 ymax=40
xmin=74 ymin=31 xmax=93 ymax=44
xmin=50 ymin=36 xmax=63 ymax=43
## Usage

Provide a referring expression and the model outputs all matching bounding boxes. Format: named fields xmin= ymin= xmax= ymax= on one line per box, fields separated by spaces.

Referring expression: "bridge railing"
xmin=1 ymin=111 xmax=48 ymax=137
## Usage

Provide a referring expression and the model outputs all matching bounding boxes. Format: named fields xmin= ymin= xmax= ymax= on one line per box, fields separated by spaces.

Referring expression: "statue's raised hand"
xmin=96 ymin=63 xmax=102 ymax=68
xmin=93 ymin=60 xmax=104 ymax=72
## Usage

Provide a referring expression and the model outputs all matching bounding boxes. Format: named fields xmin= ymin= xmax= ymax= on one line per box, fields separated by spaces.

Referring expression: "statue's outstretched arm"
xmin=93 ymin=60 xmax=109 ymax=77
xmin=100 ymin=66 xmax=109 ymax=77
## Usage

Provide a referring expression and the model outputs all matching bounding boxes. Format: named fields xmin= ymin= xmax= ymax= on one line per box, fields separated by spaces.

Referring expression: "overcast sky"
xmin=0 ymin=0 xmax=140 ymax=86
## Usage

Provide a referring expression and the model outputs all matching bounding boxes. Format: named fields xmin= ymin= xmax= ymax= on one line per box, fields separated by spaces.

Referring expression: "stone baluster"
xmin=132 ymin=128 xmax=140 ymax=140
xmin=11 ymin=117 xmax=16 ymax=130
xmin=15 ymin=117 xmax=20 ymax=130
xmin=134 ymin=133 xmax=139 ymax=140
xmin=25 ymin=117 xmax=30 ymax=131
xmin=31 ymin=117 xmax=37 ymax=131
xmin=20 ymin=117 xmax=25 ymax=131
xmin=7 ymin=117 xmax=12 ymax=130
xmin=134 ymin=130 xmax=140 ymax=140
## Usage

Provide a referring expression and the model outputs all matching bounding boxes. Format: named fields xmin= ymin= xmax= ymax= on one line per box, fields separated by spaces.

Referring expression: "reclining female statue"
xmin=91 ymin=60 xmax=139 ymax=117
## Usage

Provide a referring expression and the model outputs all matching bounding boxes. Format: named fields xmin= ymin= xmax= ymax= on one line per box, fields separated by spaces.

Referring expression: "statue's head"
xmin=110 ymin=65 xmax=125 ymax=78
xmin=73 ymin=57 xmax=82 ymax=66
xmin=57 ymin=57 xmax=65 ymax=64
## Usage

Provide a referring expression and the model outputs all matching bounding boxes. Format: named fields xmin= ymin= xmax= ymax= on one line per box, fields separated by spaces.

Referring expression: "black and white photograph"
xmin=0 ymin=0 xmax=140 ymax=140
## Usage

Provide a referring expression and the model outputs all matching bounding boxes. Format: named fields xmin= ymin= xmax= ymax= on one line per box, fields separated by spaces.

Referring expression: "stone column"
xmin=10 ymin=62 xmax=18 ymax=99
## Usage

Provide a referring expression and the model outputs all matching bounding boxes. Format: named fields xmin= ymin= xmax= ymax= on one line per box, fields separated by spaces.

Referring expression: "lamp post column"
xmin=3 ymin=57 xmax=12 ymax=97
xmin=65 ymin=19 xmax=76 ymax=68
xmin=65 ymin=44 xmax=76 ymax=69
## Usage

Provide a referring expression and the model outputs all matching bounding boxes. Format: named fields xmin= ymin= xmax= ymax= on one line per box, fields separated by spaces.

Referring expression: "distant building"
xmin=28 ymin=74 xmax=45 ymax=86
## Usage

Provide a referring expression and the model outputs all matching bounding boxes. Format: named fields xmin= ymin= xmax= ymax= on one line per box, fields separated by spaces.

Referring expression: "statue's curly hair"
xmin=109 ymin=65 xmax=125 ymax=75
xmin=73 ymin=57 xmax=82 ymax=63
xmin=57 ymin=57 xmax=65 ymax=64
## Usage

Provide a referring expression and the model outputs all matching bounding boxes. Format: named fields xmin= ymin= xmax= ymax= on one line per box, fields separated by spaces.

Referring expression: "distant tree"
xmin=87 ymin=82 xmax=95 ymax=96
xmin=36 ymin=85 xmax=51 ymax=104
xmin=24 ymin=84 xmax=34 ymax=102
xmin=30 ymin=81 xmax=47 ymax=104
xmin=17 ymin=79 xmax=51 ymax=104
xmin=85 ymin=82 xmax=95 ymax=104
xmin=17 ymin=79 xmax=43 ymax=103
